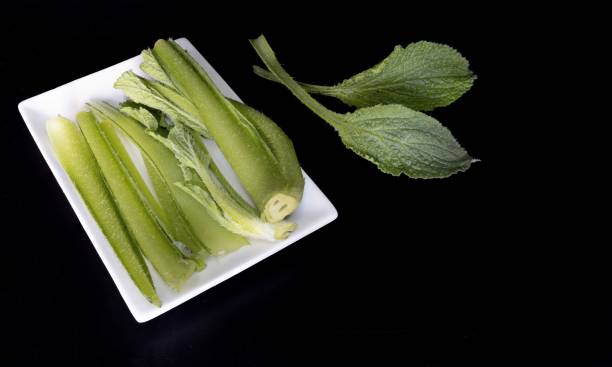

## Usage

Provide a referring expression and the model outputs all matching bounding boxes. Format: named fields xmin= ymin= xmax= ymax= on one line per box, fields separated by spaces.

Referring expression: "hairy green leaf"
xmin=338 ymin=104 xmax=472 ymax=177
xmin=140 ymin=49 xmax=175 ymax=88
xmin=120 ymin=104 xmax=159 ymax=130
xmin=120 ymin=100 xmax=173 ymax=129
xmin=250 ymin=34 xmax=475 ymax=179
xmin=114 ymin=71 xmax=209 ymax=137
xmin=253 ymin=41 xmax=475 ymax=111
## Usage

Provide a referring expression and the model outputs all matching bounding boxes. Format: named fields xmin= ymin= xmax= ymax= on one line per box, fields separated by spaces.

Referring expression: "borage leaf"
xmin=253 ymin=41 xmax=475 ymax=111
xmin=120 ymin=104 xmax=159 ymax=130
xmin=140 ymin=49 xmax=175 ymax=88
xmin=114 ymin=70 xmax=209 ymax=137
xmin=250 ymin=34 xmax=475 ymax=179
xmin=339 ymin=104 xmax=472 ymax=178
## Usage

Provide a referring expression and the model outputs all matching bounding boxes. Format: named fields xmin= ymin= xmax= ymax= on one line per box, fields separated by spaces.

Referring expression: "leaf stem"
xmin=249 ymin=35 xmax=345 ymax=128
xmin=252 ymin=65 xmax=337 ymax=96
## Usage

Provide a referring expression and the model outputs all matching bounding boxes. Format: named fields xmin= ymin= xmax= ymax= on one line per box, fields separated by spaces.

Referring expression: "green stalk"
xmin=229 ymin=100 xmax=303 ymax=221
xmin=208 ymin=157 xmax=258 ymax=217
xmin=89 ymin=102 xmax=248 ymax=256
xmin=144 ymin=157 xmax=248 ymax=255
xmin=88 ymin=103 xmax=209 ymax=268
xmin=98 ymin=120 xmax=169 ymax=230
xmin=47 ymin=116 xmax=160 ymax=305
xmin=253 ymin=65 xmax=338 ymax=96
xmin=152 ymin=39 xmax=303 ymax=223
xmin=249 ymin=36 xmax=346 ymax=128
xmin=123 ymin=77 xmax=273 ymax=217
xmin=77 ymin=111 xmax=196 ymax=290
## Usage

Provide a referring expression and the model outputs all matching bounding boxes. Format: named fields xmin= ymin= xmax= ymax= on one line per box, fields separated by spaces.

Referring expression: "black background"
xmin=1 ymin=1 xmax=608 ymax=366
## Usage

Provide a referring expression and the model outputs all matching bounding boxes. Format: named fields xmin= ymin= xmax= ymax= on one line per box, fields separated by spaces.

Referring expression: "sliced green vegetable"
xmin=144 ymin=157 xmax=247 ymax=255
xmin=98 ymin=120 xmax=168 ymax=228
xmin=153 ymin=123 xmax=296 ymax=240
xmin=116 ymin=76 xmax=297 ymax=219
xmin=76 ymin=111 xmax=196 ymax=290
xmin=151 ymin=39 xmax=303 ymax=222
xmin=207 ymin=158 xmax=258 ymax=218
xmin=88 ymin=102 xmax=248 ymax=255
xmin=88 ymin=103 xmax=209 ymax=265
xmin=229 ymin=100 xmax=304 ymax=221
xmin=251 ymin=35 xmax=474 ymax=179
xmin=253 ymin=41 xmax=475 ymax=111
xmin=47 ymin=116 xmax=160 ymax=305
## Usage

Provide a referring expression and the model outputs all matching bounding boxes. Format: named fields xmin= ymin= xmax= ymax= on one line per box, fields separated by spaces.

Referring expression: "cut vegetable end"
xmin=168 ymin=259 xmax=198 ymax=291
xmin=149 ymin=294 xmax=162 ymax=307
xmin=262 ymin=193 xmax=300 ymax=223
xmin=274 ymin=221 xmax=297 ymax=240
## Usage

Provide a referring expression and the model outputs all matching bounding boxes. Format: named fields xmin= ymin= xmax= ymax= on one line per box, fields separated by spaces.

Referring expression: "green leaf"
xmin=140 ymin=49 xmax=175 ymax=88
xmin=250 ymin=34 xmax=475 ymax=179
xmin=253 ymin=41 xmax=475 ymax=111
xmin=338 ymin=104 xmax=473 ymax=178
xmin=120 ymin=100 xmax=173 ymax=129
xmin=114 ymin=71 xmax=209 ymax=137
xmin=120 ymin=104 xmax=159 ymax=130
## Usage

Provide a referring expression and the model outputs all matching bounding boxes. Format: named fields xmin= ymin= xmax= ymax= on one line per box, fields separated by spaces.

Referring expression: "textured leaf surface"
xmin=114 ymin=71 xmax=209 ymax=137
xmin=337 ymin=104 xmax=473 ymax=178
xmin=250 ymin=35 xmax=475 ymax=179
xmin=254 ymin=41 xmax=475 ymax=111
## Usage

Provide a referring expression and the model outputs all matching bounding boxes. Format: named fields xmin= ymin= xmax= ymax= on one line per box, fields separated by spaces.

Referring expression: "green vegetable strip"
xmin=89 ymin=102 xmax=248 ymax=256
xmin=77 ymin=111 xmax=196 ymax=290
xmin=47 ymin=116 xmax=160 ymax=306
xmin=88 ymin=103 xmax=208 ymax=268
xmin=152 ymin=39 xmax=302 ymax=223
xmin=144 ymin=157 xmax=246 ymax=255
xmin=98 ymin=120 xmax=169 ymax=231
xmin=194 ymin=137 xmax=258 ymax=220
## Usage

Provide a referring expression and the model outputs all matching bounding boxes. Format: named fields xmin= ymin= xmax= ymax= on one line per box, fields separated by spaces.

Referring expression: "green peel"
xmin=77 ymin=111 xmax=196 ymax=290
xmin=150 ymin=39 xmax=304 ymax=222
xmin=47 ymin=116 xmax=161 ymax=305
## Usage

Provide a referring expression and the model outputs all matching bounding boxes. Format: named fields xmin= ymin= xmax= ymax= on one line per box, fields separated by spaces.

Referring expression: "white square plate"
xmin=18 ymin=37 xmax=337 ymax=323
